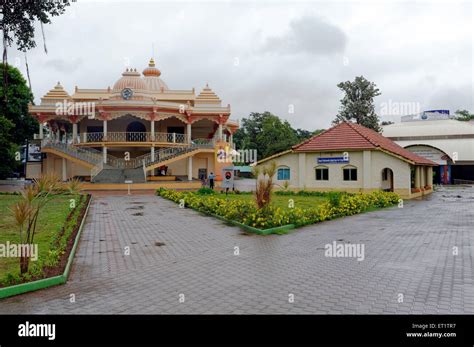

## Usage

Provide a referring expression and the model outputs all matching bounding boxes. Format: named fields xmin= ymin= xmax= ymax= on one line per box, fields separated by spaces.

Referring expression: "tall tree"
xmin=234 ymin=112 xmax=321 ymax=160
xmin=0 ymin=115 xmax=17 ymax=179
xmin=0 ymin=63 xmax=36 ymax=144
xmin=294 ymin=128 xmax=324 ymax=142
xmin=333 ymin=76 xmax=382 ymax=132
xmin=1 ymin=0 xmax=72 ymax=98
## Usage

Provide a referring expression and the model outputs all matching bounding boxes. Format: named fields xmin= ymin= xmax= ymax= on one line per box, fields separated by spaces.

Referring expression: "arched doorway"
xmin=404 ymin=144 xmax=451 ymax=184
xmin=381 ymin=168 xmax=394 ymax=192
xmin=126 ymin=121 xmax=146 ymax=141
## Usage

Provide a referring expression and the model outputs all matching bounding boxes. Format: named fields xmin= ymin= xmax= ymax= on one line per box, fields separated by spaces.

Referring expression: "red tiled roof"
xmin=293 ymin=121 xmax=437 ymax=166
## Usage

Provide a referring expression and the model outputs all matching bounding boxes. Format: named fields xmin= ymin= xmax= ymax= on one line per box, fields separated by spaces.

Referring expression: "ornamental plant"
xmin=156 ymin=188 xmax=400 ymax=231
xmin=255 ymin=161 xmax=276 ymax=209
xmin=10 ymin=175 xmax=82 ymax=274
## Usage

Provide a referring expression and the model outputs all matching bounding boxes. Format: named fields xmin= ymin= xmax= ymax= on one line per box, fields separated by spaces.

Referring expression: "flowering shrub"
xmin=156 ymin=188 xmax=400 ymax=231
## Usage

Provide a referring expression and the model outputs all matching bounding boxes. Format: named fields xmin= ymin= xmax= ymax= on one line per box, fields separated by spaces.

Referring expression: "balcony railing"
xmin=80 ymin=132 xmax=187 ymax=144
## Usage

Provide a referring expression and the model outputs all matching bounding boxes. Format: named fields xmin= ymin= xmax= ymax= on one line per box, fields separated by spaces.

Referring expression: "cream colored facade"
xmin=258 ymin=149 xmax=434 ymax=199
xmin=27 ymin=58 xmax=238 ymax=183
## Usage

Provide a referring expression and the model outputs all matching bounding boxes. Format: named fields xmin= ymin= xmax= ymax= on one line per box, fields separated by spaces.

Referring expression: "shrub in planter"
xmin=156 ymin=189 xmax=400 ymax=231
xmin=197 ymin=187 xmax=216 ymax=195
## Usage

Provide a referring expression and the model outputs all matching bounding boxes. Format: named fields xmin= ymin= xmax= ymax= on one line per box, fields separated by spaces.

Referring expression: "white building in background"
xmin=382 ymin=111 xmax=474 ymax=184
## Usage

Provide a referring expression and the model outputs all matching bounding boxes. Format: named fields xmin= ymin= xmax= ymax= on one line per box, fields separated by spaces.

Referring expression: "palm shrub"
xmin=255 ymin=161 xmax=276 ymax=209
xmin=10 ymin=175 xmax=81 ymax=274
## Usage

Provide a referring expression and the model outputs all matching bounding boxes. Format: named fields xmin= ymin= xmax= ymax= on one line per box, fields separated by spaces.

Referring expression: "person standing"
xmin=209 ymin=172 xmax=215 ymax=189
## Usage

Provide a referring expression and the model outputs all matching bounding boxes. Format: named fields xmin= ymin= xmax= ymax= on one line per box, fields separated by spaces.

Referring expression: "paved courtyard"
xmin=1 ymin=186 xmax=473 ymax=314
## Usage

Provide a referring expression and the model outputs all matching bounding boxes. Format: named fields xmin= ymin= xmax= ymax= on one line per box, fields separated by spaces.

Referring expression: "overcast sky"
xmin=11 ymin=0 xmax=474 ymax=130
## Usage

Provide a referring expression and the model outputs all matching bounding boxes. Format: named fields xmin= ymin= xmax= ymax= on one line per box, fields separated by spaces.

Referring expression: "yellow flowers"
xmin=156 ymin=189 xmax=400 ymax=230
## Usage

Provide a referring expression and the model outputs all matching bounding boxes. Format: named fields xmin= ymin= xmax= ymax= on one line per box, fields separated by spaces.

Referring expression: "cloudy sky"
xmin=10 ymin=0 xmax=473 ymax=130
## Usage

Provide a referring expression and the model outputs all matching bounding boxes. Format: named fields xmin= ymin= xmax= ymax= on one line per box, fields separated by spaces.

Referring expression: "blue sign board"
xmin=424 ymin=109 xmax=450 ymax=115
xmin=317 ymin=157 xmax=349 ymax=164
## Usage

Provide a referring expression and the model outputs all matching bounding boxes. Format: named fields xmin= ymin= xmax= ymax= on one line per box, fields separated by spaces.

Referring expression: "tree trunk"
xmin=20 ymin=254 xmax=29 ymax=274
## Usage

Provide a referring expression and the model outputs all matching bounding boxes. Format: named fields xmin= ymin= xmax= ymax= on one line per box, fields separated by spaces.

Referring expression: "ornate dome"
xmin=113 ymin=68 xmax=147 ymax=91
xmin=142 ymin=58 xmax=169 ymax=91
xmin=142 ymin=58 xmax=161 ymax=77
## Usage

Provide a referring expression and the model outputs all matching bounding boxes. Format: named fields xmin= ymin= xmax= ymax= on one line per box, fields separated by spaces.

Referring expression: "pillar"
xmin=103 ymin=146 xmax=107 ymax=164
xmin=218 ymin=123 xmax=223 ymax=141
xmin=188 ymin=156 xmax=193 ymax=181
xmin=298 ymin=153 xmax=306 ymax=188
xmin=72 ymin=123 xmax=78 ymax=144
xmin=428 ymin=166 xmax=433 ymax=186
xmin=151 ymin=120 xmax=155 ymax=141
xmin=39 ymin=123 xmax=44 ymax=140
xmin=362 ymin=150 xmax=372 ymax=190
xmin=187 ymin=123 xmax=192 ymax=143
xmin=151 ymin=146 xmax=155 ymax=162
xmin=103 ymin=119 xmax=108 ymax=141
xmin=229 ymin=133 xmax=233 ymax=147
xmin=420 ymin=166 xmax=425 ymax=188
xmin=62 ymin=158 xmax=67 ymax=182
xmin=415 ymin=166 xmax=421 ymax=188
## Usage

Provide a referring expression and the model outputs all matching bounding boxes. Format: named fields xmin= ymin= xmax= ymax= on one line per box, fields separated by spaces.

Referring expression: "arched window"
xmin=315 ymin=165 xmax=329 ymax=181
xmin=343 ymin=165 xmax=357 ymax=181
xmin=277 ymin=166 xmax=290 ymax=180
xmin=126 ymin=121 xmax=146 ymax=141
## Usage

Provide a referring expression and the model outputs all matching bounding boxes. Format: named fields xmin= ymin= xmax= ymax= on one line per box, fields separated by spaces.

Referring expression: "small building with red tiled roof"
xmin=257 ymin=121 xmax=438 ymax=199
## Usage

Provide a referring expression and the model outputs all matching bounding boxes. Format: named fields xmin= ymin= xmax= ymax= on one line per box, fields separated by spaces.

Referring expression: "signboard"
xmin=220 ymin=167 xmax=234 ymax=189
xmin=317 ymin=157 xmax=349 ymax=164
xmin=406 ymin=145 xmax=448 ymax=165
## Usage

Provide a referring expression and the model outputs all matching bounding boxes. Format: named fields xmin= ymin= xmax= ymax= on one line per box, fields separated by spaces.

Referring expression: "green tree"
xmin=0 ymin=115 xmax=17 ymax=179
xmin=454 ymin=109 xmax=474 ymax=121
xmin=333 ymin=76 xmax=382 ymax=132
xmin=257 ymin=114 xmax=299 ymax=158
xmin=1 ymin=0 xmax=72 ymax=97
xmin=234 ymin=112 xmax=322 ymax=160
xmin=0 ymin=63 xmax=36 ymax=144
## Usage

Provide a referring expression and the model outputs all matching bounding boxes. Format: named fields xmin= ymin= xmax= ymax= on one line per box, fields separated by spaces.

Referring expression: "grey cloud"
xmin=13 ymin=1 xmax=472 ymax=130
xmin=44 ymin=58 xmax=83 ymax=73
xmin=261 ymin=15 xmax=347 ymax=56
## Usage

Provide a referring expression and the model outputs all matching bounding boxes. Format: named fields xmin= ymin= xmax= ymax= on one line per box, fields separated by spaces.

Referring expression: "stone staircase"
xmin=91 ymin=167 xmax=146 ymax=184
xmin=41 ymin=138 xmax=215 ymax=183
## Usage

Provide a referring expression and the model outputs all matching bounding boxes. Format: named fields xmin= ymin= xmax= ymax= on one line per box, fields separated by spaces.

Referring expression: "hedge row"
xmin=156 ymin=188 xmax=400 ymax=230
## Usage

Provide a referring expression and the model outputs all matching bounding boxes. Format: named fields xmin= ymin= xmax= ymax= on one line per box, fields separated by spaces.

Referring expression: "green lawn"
xmin=0 ymin=194 xmax=78 ymax=282
xmin=212 ymin=192 xmax=328 ymax=210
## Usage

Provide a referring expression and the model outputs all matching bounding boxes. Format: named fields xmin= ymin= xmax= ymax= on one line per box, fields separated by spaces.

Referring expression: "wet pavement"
xmin=0 ymin=186 xmax=473 ymax=314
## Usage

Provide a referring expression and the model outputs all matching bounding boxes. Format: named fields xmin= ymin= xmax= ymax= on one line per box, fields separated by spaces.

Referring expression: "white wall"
xmin=259 ymin=149 xmax=412 ymax=191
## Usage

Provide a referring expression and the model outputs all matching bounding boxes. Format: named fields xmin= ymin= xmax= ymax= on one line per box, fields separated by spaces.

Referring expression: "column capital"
xmin=97 ymin=112 xmax=112 ymax=121
xmin=68 ymin=115 xmax=80 ymax=124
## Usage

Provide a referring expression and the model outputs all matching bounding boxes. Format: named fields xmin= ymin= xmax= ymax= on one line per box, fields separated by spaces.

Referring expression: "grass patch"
xmin=0 ymin=194 xmax=81 ymax=285
xmin=212 ymin=192 xmax=328 ymax=210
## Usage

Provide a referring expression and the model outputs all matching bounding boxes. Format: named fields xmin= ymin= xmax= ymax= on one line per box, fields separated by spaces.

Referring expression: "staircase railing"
xmin=80 ymin=132 xmax=187 ymax=144
xmin=41 ymin=136 xmax=218 ymax=173
xmin=91 ymin=160 xmax=104 ymax=181
xmin=42 ymin=138 xmax=103 ymax=165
